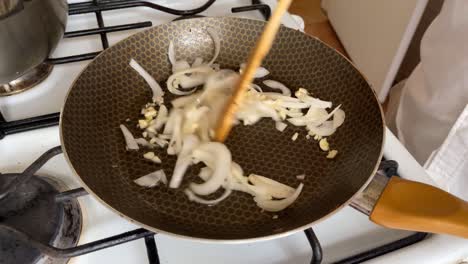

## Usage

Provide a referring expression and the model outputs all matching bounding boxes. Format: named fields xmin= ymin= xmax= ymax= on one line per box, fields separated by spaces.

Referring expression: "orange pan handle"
xmin=370 ymin=176 xmax=468 ymax=238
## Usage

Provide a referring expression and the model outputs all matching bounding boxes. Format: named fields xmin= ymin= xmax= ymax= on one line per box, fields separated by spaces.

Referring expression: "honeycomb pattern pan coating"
xmin=60 ymin=17 xmax=384 ymax=241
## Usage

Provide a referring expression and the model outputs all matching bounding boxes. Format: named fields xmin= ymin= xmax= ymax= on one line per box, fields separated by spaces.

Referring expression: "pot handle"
xmin=370 ymin=176 xmax=468 ymax=238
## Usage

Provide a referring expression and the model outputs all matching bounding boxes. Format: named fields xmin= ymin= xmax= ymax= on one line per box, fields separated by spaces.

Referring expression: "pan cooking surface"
xmin=61 ymin=17 xmax=383 ymax=241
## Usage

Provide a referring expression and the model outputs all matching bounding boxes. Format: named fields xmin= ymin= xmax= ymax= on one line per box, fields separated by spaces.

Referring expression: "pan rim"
xmin=59 ymin=16 xmax=386 ymax=243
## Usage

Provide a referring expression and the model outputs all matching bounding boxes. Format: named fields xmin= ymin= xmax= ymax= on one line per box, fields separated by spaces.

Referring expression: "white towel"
xmin=424 ymin=105 xmax=468 ymax=200
xmin=395 ymin=0 xmax=468 ymax=164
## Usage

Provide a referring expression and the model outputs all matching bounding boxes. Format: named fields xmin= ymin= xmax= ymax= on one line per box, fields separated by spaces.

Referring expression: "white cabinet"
xmin=322 ymin=0 xmax=428 ymax=101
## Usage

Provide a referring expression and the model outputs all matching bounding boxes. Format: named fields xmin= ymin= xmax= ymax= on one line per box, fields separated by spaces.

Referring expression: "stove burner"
xmin=0 ymin=63 xmax=54 ymax=97
xmin=0 ymin=174 xmax=82 ymax=264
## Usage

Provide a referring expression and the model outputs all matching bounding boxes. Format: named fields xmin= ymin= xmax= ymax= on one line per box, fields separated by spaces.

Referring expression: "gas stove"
xmin=1 ymin=1 xmax=468 ymax=264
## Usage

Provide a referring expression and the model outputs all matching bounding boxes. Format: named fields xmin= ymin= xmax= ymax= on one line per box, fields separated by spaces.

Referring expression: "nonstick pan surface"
xmin=60 ymin=17 xmax=384 ymax=241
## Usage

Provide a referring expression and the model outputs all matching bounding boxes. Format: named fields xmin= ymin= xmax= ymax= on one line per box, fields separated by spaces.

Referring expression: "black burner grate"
xmin=0 ymin=0 xmax=270 ymax=139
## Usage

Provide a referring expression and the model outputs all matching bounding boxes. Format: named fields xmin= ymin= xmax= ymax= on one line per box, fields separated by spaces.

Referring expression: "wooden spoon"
xmin=214 ymin=0 xmax=294 ymax=142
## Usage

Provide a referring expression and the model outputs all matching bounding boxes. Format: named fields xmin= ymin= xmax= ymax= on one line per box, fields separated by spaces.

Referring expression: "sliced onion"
xmin=263 ymin=80 xmax=291 ymax=96
xmin=254 ymin=183 xmax=303 ymax=212
xmin=166 ymin=66 xmax=214 ymax=95
xmin=311 ymin=104 xmax=341 ymax=125
xmin=158 ymin=134 xmax=172 ymax=140
xmin=297 ymin=94 xmax=332 ymax=109
xmin=151 ymin=104 xmax=168 ymax=131
xmin=163 ymin=109 xmax=180 ymax=135
xmin=129 ymin=59 xmax=164 ymax=103
xmin=167 ymin=110 xmax=183 ymax=155
xmin=189 ymin=142 xmax=231 ymax=196
xmin=287 ymin=117 xmax=308 ymax=126
xmin=149 ymin=137 xmax=168 ymax=148
xmin=286 ymin=107 xmax=328 ymax=126
xmin=197 ymin=165 xmax=251 ymax=195
xmin=226 ymin=165 xmax=266 ymax=197
xmin=135 ymin=138 xmax=155 ymax=148
xmin=171 ymin=92 xmax=201 ymax=108
xmin=201 ymin=70 xmax=238 ymax=98
xmin=263 ymin=92 xmax=303 ymax=102
xmin=229 ymin=180 xmax=255 ymax=195
xmin=305 ymin=107 xmax=329 ymax=122
xmin=254 ymin=67 xmax=270 ymax=78
xmin=178 ymin=74 xmax=207 ymax=89
xmin=236 ymin=109 xmax=263 ymax=125
xmin=158 ymin=170 xmax=168 ymax=185
xmin=198 ymin=166 xmax=213 ymax=180
xmin=206 ymin=27 xmax=220 ymax=65
xmin=333 ymin=108 xmax=345 ymax=128
xmin=307 ymin=121 xmax=336 ymax=137
xmin=250 ymin=84 xmax=263 ymax=93
xmin=230 ymin=176 xmax=274 ymax=199
xmin=134 ymin=170 xmax=166 ymax=187
xmin=120 ymin=124 xmax=139 ymax=150
xmin=277 ymin=101 xmax=310 ymax=109
xmin=197 ymin=116 xmax=211 ymax=142
xmin=192 ymin=149 xmax=215 ymax=167
xmin=192 ymin=57 xmax=204 ymax=67
xmin=248 ymin=174 xmax=295 ymax=199
xmin=286 ymin=111 xmax=304 ymax=118
xmin=172 ymin=60 xmax=191 ymax=73
xmin=230 ymin=162 xmax=243 ymax=177
xmin=184 ymin=188 xmax=232 ymax=205
xmin=168 ymin=41 xmax=176 ymax=65
xmin=183 ymin=106 xmax=210 ymax=134
xmin=169 ymin=135 xmax=200 ymax=188
xmin=254 ymin=102 xmax=281 ymax=121
xmin=275 ymin=121 xmax=287 ymax=132
xmin=240 ymin=63 xmax=270 ymax=78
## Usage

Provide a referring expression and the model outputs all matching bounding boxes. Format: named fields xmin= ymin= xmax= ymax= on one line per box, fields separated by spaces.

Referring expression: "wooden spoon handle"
xmin=214 ymin=0 xmax=294 ymax=142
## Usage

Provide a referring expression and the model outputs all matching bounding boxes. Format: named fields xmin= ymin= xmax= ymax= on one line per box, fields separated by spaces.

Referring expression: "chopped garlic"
xmin=143 ymin=152 xmax=155 ymax=159
xmin=145 ymin=102 xmax=156 ymax=108
xmin=152 ymin=156 xmax=162 ymax=164
xmin=142 ymin=131 xmax=148 ymax=138
xmin=150 ymin=137 xmax=169 ymax=147
xmin=143 ymin=152 xmax=162 ymax=163
xmin=146 ymin=126 xmax=156 ymax=133
xmin=327 ymin=150 xmax=338 ymax=159
xmin=306 ymin=134 xmax=311 ymax=140
xmin=291 ymin=132 xmax=299 ymax=141
xmin=296 ymin=174 xmax=306 ymax=180
xmin=319 ymin=138 xmax=329 ymax=151
xmin=139 ymin=119 xmax=149 ymax=129
xmin=144 ymin=107 xmax=158 ymax=119
xmin=295 ymin=88 xmax=308 ymax=98
xmin=272 ymin=214 xmax=278 ymax=219
xmin=275 ymin=121 xmax=287 ymax=132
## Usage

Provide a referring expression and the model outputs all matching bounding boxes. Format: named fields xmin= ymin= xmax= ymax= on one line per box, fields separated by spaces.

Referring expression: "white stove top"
xmin=1 ymin=1 xmax=468 ymax=264
xmin=0 ymin=127 xmax=420 ymax=264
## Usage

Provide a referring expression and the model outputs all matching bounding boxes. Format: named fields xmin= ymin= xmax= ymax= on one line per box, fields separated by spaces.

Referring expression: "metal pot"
xmin=0 ymin=0 xmax=68 ymax=84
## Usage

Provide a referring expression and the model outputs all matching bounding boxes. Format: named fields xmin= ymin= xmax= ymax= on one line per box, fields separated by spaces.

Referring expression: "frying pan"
xmin=60 ymin=17 xmax=468 ymax=241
